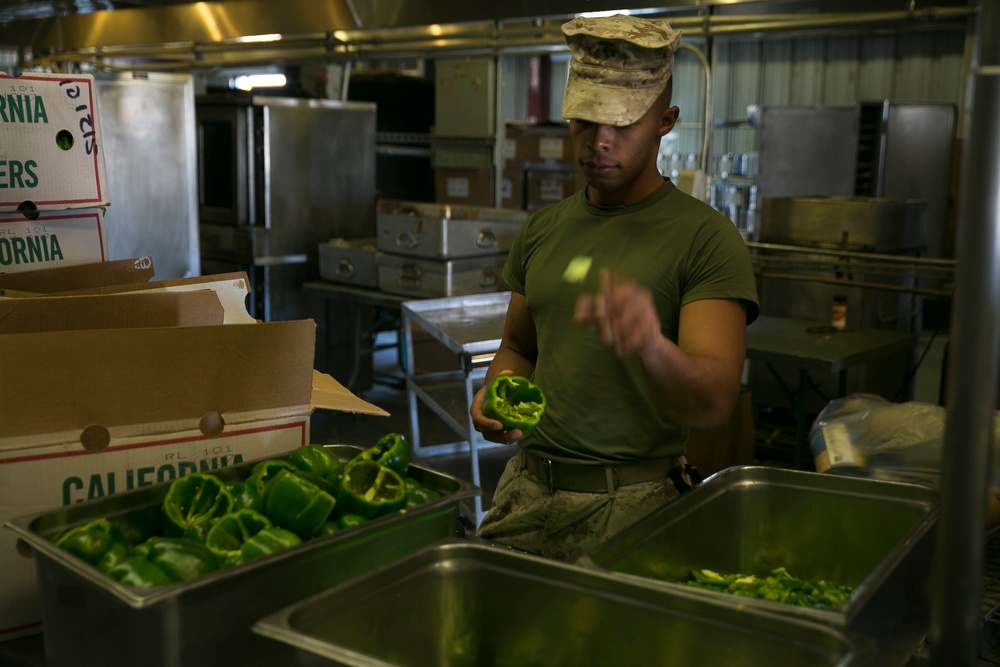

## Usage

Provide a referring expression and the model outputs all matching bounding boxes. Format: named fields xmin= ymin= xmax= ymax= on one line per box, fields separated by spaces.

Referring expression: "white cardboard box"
xmin=0 ymin=208 xmax=108 ymax=273
xmin=0 ymin=72 xmax=109 ymax=213
xmin=0 ymin=297 xmax=387 ymax=640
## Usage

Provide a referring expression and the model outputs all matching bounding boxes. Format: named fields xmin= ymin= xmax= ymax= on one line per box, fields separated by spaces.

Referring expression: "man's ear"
xmin=660 ymin=105 xmax=680 ymax=137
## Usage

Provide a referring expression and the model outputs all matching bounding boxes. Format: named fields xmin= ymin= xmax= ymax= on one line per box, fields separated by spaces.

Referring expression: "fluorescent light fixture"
xmin=576 ymin=10 xmax=631 ymax=18
xmin=235 ymin=74 xmax=287 ymax=91
xmin=237 ymin=33 xmax=282 ymax=43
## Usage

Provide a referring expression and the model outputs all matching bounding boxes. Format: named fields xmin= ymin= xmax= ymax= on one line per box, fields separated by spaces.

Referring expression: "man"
xmin=470 ymin=14 xmax=759 ymax=562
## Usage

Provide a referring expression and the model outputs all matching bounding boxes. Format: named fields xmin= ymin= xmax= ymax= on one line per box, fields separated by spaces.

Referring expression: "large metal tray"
xmin=319 ymin=238 xmax=379 ymax=288
xmin=376 ymin=252 xmax=507 ymax=298
xmin=4 ymin=445 xmax=479 ymax=667
xmin=254 ymin=540 xmax=862 ymax=666
xmin=579 ymin=466 xmax=938 ymax=666
xmin=376 ymin=199 xmax=526 ymax=259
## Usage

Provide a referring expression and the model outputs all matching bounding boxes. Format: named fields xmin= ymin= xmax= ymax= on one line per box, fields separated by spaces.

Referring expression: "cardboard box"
xmin=0 ymin=209 xmax=109 ymax=273
xmin=0 ymin=256 xmax=153 ymax=293
xmin=504 ymin=121 xmax=572 ymax=166
xmin=0 ymin=72 xmax=109 ymax=213
xmin=0 ymin=300 xmax=386 ymax=640
xmin=525 ymin=166 xmax=579 ymax=211
xmin=434 ymin=167 xmax=493 ymax=207
xmin=500 ymin=164 xmax=525 ymax=210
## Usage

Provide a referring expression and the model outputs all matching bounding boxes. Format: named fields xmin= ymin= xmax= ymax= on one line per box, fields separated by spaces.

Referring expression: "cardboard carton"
xmin=0 ymin=72 xmax=109 ymax=213
xmin=0 ymin=299 xmax=387 ymax=640
xmin=434 ymin=166 xmax=493 ymax=207
xmin=504 ymin=121 xmax=573 ymax=166
xmin=0 ymin=209 xmax=109 ymax=273
xmin=0 ymin=256 xmax=153 ymax=293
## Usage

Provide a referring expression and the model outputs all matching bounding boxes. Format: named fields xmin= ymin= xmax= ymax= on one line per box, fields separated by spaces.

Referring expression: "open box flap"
xmin=311 ymin=370 xmax=388 ymax=417
xmin=0 ymin=256 xmax=154 ymax=293
xmin=0 ymin=291 xmax=225 ymax=333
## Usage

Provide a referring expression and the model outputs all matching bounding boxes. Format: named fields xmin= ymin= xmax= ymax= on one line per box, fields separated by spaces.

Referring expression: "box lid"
xmin=0 ymin=72 xmax=109 ymax=213
xmin=0 ymin=256 xmax=154 ymax=293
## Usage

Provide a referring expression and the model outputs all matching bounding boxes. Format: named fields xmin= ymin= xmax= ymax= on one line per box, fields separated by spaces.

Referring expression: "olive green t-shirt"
xmin=503 ymin=180 xmax=759 ymax=464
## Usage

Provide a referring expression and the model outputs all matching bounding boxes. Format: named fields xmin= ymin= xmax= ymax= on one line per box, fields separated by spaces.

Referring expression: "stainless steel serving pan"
xmin=4 ymin=445 xmax=479 ymax=667
xmin=579 ymin=466 xmax=939 ymax=666
xmin=253 ymin=540 xmax=862 ymax=667
xmin=376 ymin=199 xmax=526 ymax=259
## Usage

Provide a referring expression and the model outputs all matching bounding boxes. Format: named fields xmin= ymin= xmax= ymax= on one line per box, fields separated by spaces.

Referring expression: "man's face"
xmin=569 ymin=97 xmax=679 ymax=206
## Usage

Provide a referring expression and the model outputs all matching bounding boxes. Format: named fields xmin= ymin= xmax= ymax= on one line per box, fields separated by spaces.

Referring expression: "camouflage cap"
xmin=561 ymin=14 xmax=681 ymax=126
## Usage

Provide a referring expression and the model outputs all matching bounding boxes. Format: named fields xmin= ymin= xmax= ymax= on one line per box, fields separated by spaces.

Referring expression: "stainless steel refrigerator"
xmin=196 ymin=94 xmax=377 ymax=322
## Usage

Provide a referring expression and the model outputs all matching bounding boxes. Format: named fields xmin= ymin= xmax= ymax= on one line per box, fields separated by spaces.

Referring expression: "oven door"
xmin=196 ymin=102 xmax=252 ymax=227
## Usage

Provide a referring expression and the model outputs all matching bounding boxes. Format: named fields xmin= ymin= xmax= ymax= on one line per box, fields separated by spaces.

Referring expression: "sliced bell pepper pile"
xmin=262 ymin=469 xmax=337 ymax=539
xmin=161 ymin=473 xmax=234 ymax=538
xmin=482 ymin=375 xmax=547 ymax=435
xmin=350 ymin=432 xmax=410 ymax=478
xmin=238 ymin=526 xmax=302 ymax=563
xmin=336 ymin=459 xmax=407 ymax=519
xmin=54 ymin=519 xmax=130 ymax=573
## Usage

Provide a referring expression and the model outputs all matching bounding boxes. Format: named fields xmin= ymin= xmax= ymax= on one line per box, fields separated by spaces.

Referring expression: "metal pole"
xmin=930 ymin=1 xmax=1000 ymax=664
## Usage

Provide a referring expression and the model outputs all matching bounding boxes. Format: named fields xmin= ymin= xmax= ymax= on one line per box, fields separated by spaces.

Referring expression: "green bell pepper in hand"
xmin=204 ymin=509 xmax=274 ymax=564
xmin=483 ymin=375 xmax=547 ymax=435
xmin=337 ymin=459 xmax=406 ymax=519
xmin=130 ymin=536 xmax=220 ymax=582
xmin=262 ymin=469 xmax=337 ymax=538
xmin=162 ymin=473 xmax=234 ymax=538
xmin=54 ymin=519 xmax=130 ymax=573
xmin=351 ymin=432 xmax=410 ymax=478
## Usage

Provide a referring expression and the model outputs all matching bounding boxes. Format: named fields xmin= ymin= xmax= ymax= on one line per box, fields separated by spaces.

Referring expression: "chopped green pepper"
xmin=684 ymin=567 xmax=855 ymax=608
xmin=482 ymin=375 xmax=547 ymax=435
xmin=404 ymin=482 xmax=441 ymax=508
xmin=337 ymin=459 xmax=407 ymax=519
xmin=204 ymin=509 xmax=273 ymax=564
xmin=262 ymin=469 xmax=337 ymax=538
xmin=161 ymin=473 xmax=234 ymax=538
xmin=54 ymin=519 xmax=130 ymax=573
xmin=351 ymin=432 xmax=410 ymax=477
xmin=288 ymin=444 xmax=343 ymax=484
xmin=130 ymin=536 xmax=220 ymax=582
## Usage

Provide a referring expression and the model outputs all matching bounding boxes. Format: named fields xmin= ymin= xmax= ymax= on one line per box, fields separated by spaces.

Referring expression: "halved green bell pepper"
xmin=106 ymin=555 xmax=177 ymax=588
xmin=288 ymin=444 xmax=343 ymax=485
xmin=162 ymin=473 xmax=234 ymax=538
xmin=237 ymin=527 xmax=302 ymax=563
xmin=351 ymin=432 xmax=410 ymax=477
xmin=54 ymin=519 xmax=130 ymax=573
xmin=130 ymin=536 xmax=220 ymax=582
xmin=244 ymin=459 xmax=297 ymax=501
xmin=337 ymin=459 xmax=406 ymax=519
xmin=483 ymin=375 xmax=547 ymax=435
xmin=204 ymin=509 xmax=273 ymax=564
xmin=262 ymin=469 xmax=336 ymax=538
xmin=225 ymin=480 xmax=262 ymax=513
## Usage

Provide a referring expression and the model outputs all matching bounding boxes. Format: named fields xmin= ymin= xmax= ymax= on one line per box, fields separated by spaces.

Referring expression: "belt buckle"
xmin=542 ymin=457 xmax=555 ymax=492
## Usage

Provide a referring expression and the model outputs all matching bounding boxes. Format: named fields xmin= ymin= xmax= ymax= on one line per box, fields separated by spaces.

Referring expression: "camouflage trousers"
xmin=476 ymin=449 xmax=694 ymax=562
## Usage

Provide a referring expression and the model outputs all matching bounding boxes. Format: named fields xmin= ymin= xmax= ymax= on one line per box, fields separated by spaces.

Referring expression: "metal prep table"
xmin=746 ymin=315 xmax=918 ymax=468
xmin=401 ymin=292 xmax=511 ymax=527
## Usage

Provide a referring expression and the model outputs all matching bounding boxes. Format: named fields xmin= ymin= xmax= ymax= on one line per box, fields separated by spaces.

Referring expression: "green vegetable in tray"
xmin=53 ymin=433 xmax=446 ymax=589
xmin=685 ymin=567 xmax=854 ymax=608
xmin=54 ymin=519 xmax=130 ymax=573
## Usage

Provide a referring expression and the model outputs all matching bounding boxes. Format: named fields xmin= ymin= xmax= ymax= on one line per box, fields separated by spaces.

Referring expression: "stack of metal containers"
xmin=372 ymin=199 xmax=527 ymax=298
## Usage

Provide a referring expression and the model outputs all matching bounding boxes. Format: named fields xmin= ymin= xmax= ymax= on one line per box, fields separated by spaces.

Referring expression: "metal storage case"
xmin=318 ymin=238 xmax=380 ymax=288
xmin=579 ymin=466 xmax=938 ymax=666
xmin=4 ymin=445 xmax=478 ymax=667
xmin=376 ymin=252 xmax=508 ymax=298
xmin=375 ymin=200 xmax=526 ymax=259
xmin=254 ymin=541 xmax=862 ymax=666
